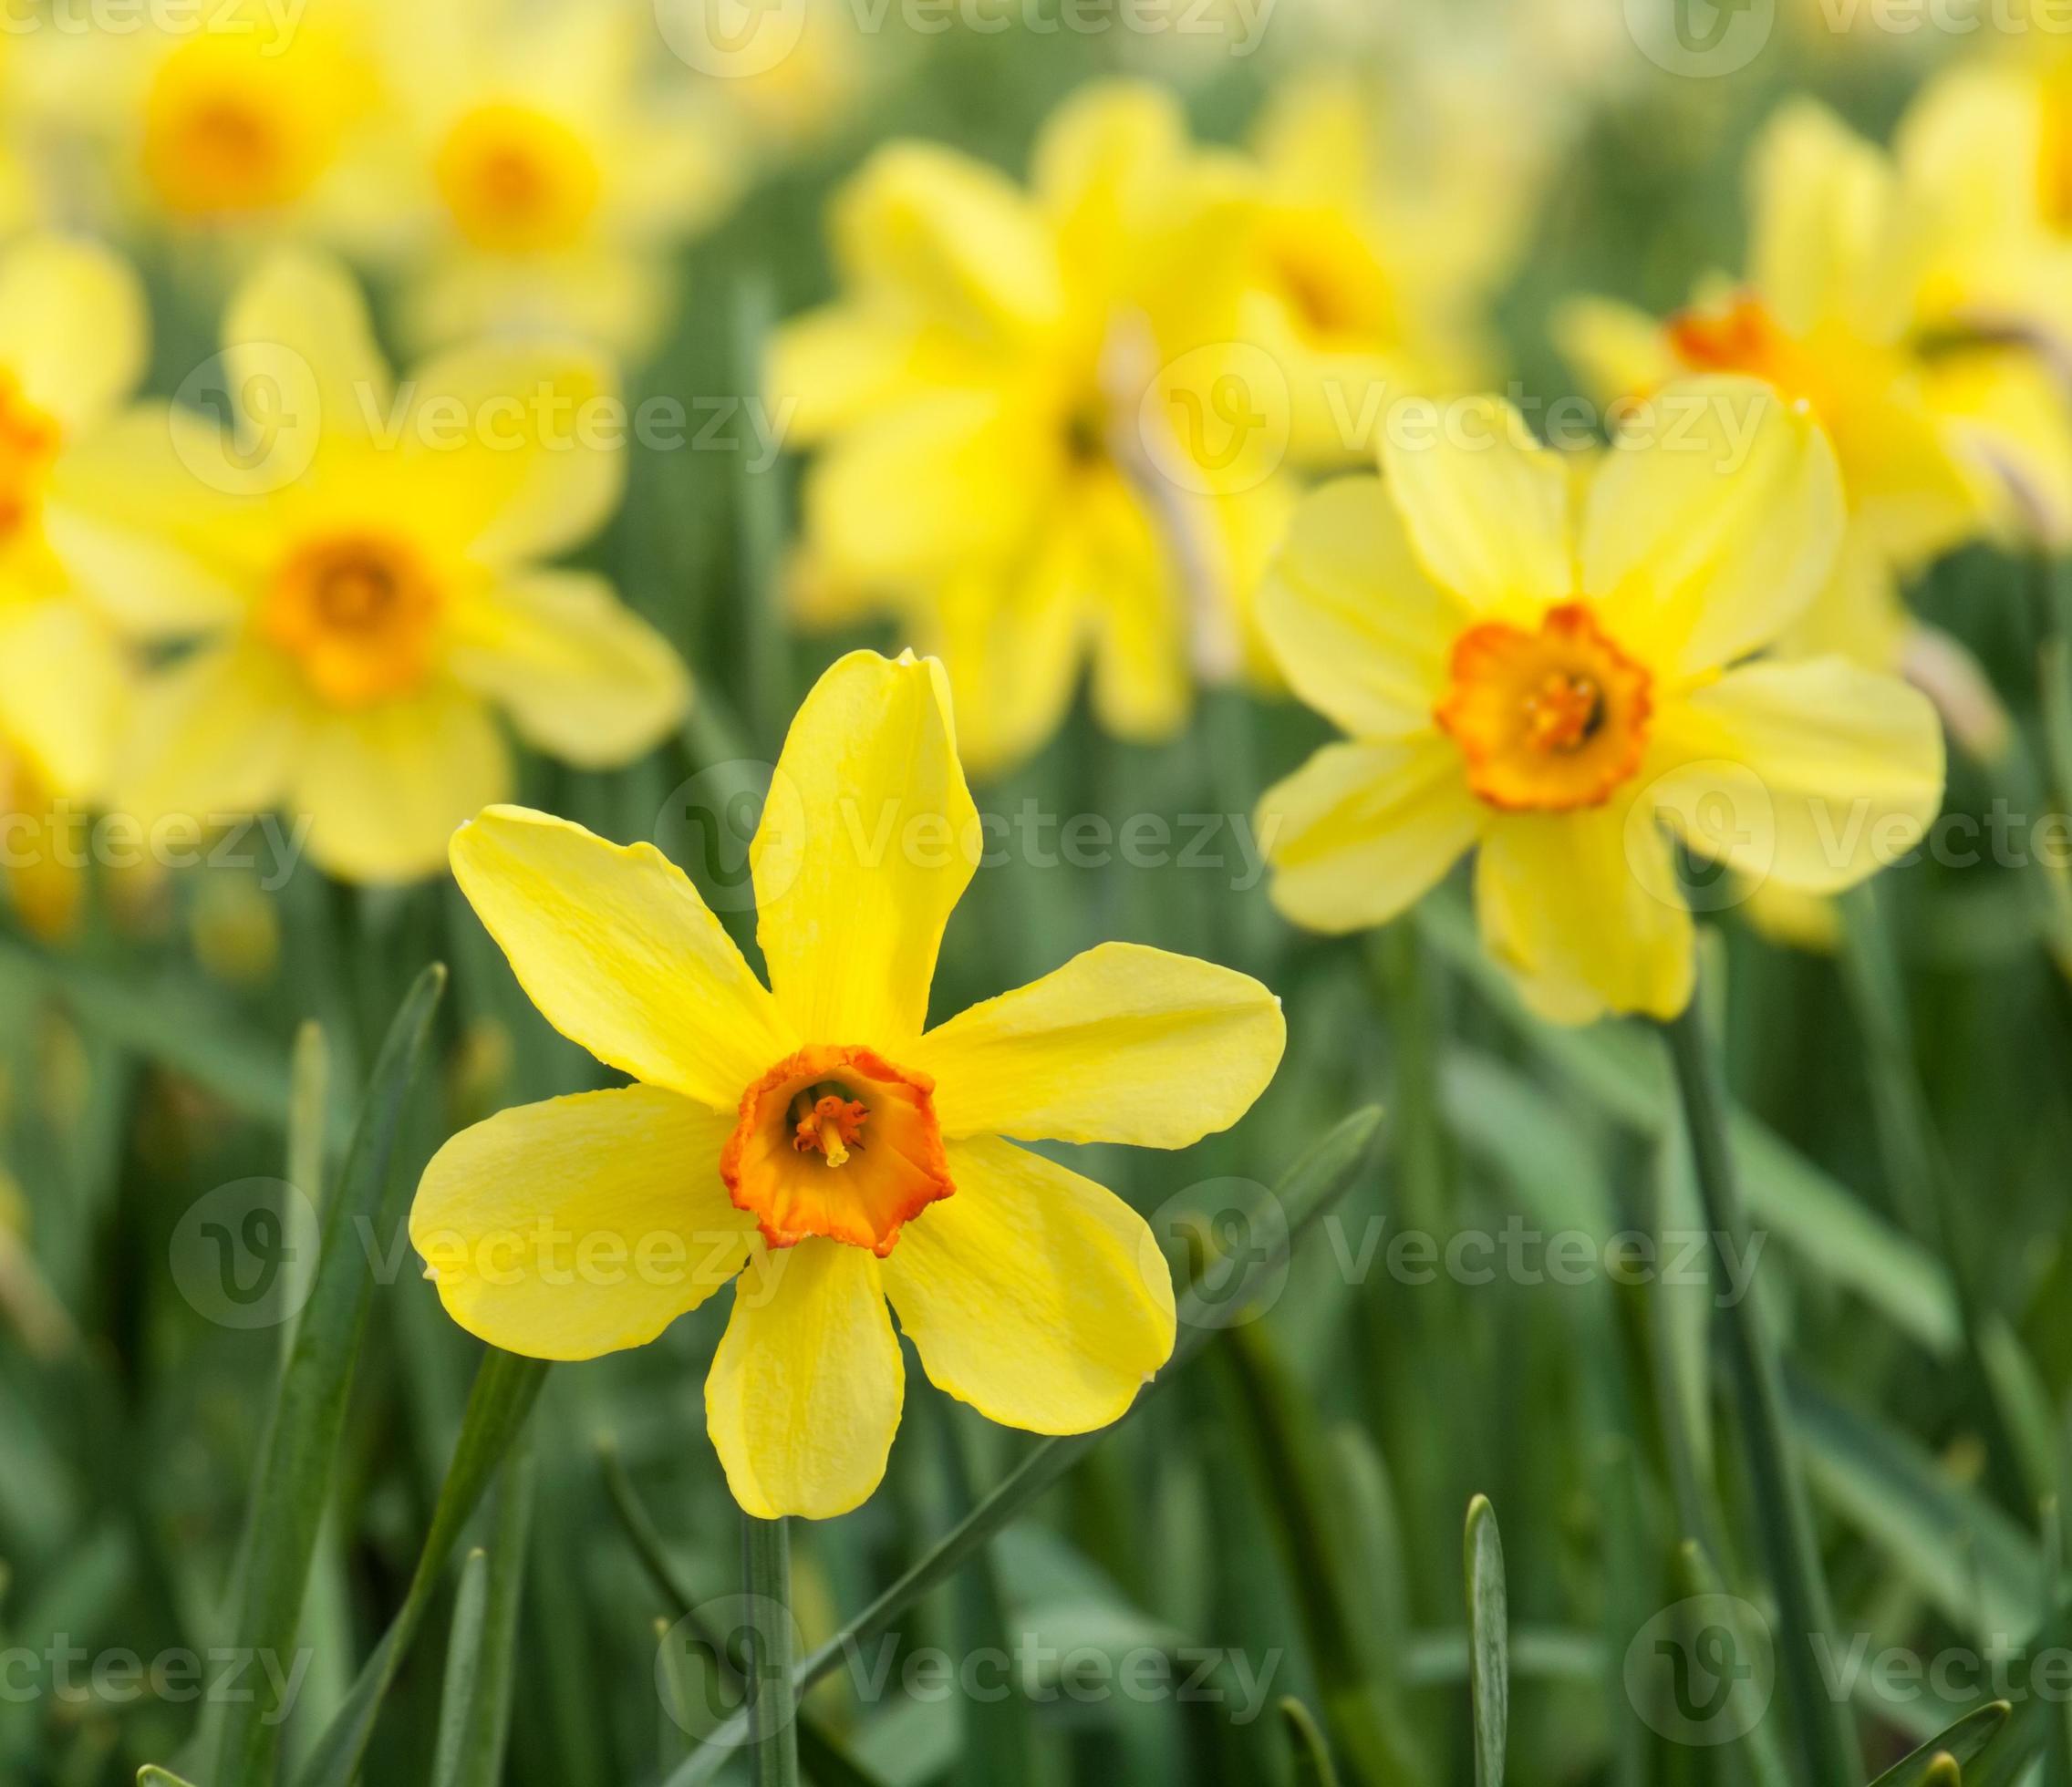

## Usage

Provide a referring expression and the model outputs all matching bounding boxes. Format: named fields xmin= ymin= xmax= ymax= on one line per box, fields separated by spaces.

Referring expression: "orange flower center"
xmin=1435 ymin=603 xmax=1652 ymax=811
xmin=436 ymin=103 xmax=602 ymax=255
xmin=1666 ymin=294 xmax=1826 ymax=412
xmin=723 ymin=1044 xmax=954 ymax=1256
xmin=259 ymin=532 xmax=442 ymax=709
xmin=0 ymin=376 xmax=59 ymax=541
xmin=144 ymin=64 xmax=307 ymax=217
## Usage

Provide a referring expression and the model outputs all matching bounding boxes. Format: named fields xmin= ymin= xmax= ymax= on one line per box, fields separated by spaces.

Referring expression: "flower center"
xmin=723 ymin=1044 xmax=954 ymax=1255
xmin=0 ymin=377 xmax=60 ymax=541
xmin=436 ymin=103 xmax=602 ymax=255
xmin=1665 ymin=294 xmax=1829 ymax=414
xmin=144 ymin=55 xmax=308 ymax=217
xmin=1435 ymin=603 xmax=1652 ymax=811
xmin=259 ymin=532 xmax=442 ymax=709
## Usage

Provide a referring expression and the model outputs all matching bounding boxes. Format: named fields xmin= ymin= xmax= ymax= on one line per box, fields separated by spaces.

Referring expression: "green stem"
xmin=742 ymin=1513 xmax=798 ymax=1787
xmin=1657 ymin=998 xmax=1861 ymax=1787
xmin=2024 ymin=549 xmax=2072 ymax=980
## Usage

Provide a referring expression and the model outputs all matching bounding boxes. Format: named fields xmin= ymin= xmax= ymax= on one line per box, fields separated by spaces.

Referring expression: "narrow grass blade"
xmin=432 ymin=1446 xmax=534 ymax=1787
xmin=212 ymin=964 xmax=445 ymax=1787
xmin=431 ymin=1550 xmax=490 ymax=1787
xmin=666 ymin=1107 xmax=1385 ymax=1787
xmin=139 ymin=1771 xmax=202 ymax=1786
xmin=1867 ymin=1703 xmax=2010 ymax=1785
xmin=1465 ymin=1496 xmax=1507 ymax=1787
xmin=1281 ymin=1698 xmax=1343 ymax=1787
xmin=292 ymin=1348 xmax=550 ymax=1787
xmin=1658 ymin=998 xmax=1862 ymax=1785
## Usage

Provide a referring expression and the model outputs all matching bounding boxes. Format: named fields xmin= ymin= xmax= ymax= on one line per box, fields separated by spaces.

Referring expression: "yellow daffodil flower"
xmin=772 ymin=81 xmax=1298 ymax=778
xmin=1559 ymin=100 xmax=2072 ymax=671
xmin=1256 ymin=377 xmax=1945 ymax=1023
xmin=0 ymin=236 xmax=150 ymax=938
xmin=51 ymin=250 xmax=689 ymax=885
xmin=411 ymin=649 xmax=1286 ymax=1519
xmin=378 ymin=0 xmax=737 ymax=355
xmin=1237 ymin=73 xmax=1522 ymax=466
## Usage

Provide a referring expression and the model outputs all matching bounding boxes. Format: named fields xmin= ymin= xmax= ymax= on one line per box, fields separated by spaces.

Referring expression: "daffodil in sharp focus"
xmin=1256 ymin=377 xmax=1945 ymax=1024
xmin=51 ymin=249 xmax=689 ymax=885
xmin=410 ymin=649 xmax=1286 ymax=1520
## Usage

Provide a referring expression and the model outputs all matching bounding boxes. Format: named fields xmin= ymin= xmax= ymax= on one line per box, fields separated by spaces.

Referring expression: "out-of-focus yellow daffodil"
xmin=0 ymin=236 xmax=149 ymax=939
xmin=52 ymin=251 xmax=689 ymax=885
xmin=1559 ymin=100 xmax=2072 ymax=671
xmin=373 ymin=0 xmax=737 ymax=355
xmin=1236 ymin=72 xmax=1523 ymax=466
xmin=1257 ymin=378 xmax=1945 ymax=1023
xmin=411 ymin=649 xmax=1285 ymax=1518
xmin=772 ymin=81 xmax=1299 ymax=778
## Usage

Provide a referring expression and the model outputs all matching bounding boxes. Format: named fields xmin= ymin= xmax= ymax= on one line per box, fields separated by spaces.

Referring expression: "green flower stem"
xmin=742 ymin=1513 xmax=799 ymax=1787
xmin=1657 ymin=997 xmax=1861 ymax=1787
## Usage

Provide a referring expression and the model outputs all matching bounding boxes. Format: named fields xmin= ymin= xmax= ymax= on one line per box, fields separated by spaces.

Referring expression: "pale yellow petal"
xmin=1551 ymin=295 xmax=1679 ymax=407
xmin=911 ymin=942 xmax=1284 ymax=1146
xmin=447 ymin=570 xmax=689 ymax=767
xmin=1379 ymin=395 xmax=1573 ymax=614
xmin=882 ymin=1136 xmax=1175 ymax=1434
xmin=0 ymin=234 xmax=147 ymax=435
xmin=1260 ymin=736 xmax=1485 ymax=935
xmin=768 ymin=304 xmax=921 ymax=443
xmin=116 ymin=641 xmax=303 ymax=834
xmin=411 ymin=1086 xmax=753 ymax=1361
xmin=833 ymin=140 xmax=1064 ymax=340
xmin=705 ymin=1237 xmax=904 ymax=1521
xmin=1746 ymin=99 xmax=1901 ymax=337
xmin=226 ymin=249 xmax=393 ymax=449
xmin=1646 ymin=657 xmax=1944 ymax=895
xmin=397 ymin=340 xmax=624 ymax=565
xmin=292 ymin=683 xmax=511 ymax=884
xmin=751 ymin=650 xmax=978 ymax=1046
xmin=451 ymin=805 xmax=795 ymax=1110
xmin=1475 ymin=800 xmax=1695 ymax=1024
xmin=1582 ymin=377 xmax=1843 ymax=679
xmin=1257 ymin=475 xmax=1468 ymax=739
xmin=0 ymin=600 xmax=127 ymax=798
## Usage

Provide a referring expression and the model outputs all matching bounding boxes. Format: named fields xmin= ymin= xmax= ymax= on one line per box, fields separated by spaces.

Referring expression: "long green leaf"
xmin=292 ymin=1346 xmax=549 ymax=1787
xmin=664 ymin=1106 xmax=1386 ymax=1787
xmin=1281 ymin=1698 xmax=1343 ymax=1787
xmin=431 ymin=1550 xmax=490 ymax=1787
xmin=1465 ymin=1495 xmax=1507 ymax=1787
xmin=1867 ymin=1703 xmax=2010 ymax=1785
xmin=212 ymin=964 xmax=445 ymax=1787
xmin=435 ymin=1447 xmax=534 ymax=1787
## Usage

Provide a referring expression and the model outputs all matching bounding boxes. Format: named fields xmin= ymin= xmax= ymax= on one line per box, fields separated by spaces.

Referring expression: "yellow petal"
xmin=803 ymin=392 xmax=1042 ymax=584
xmin=0 ymin=234 xmax=147 ymax=435
xmin=397 ymin=340 xmax=624 ymax=565
xmin=0 ymin=599 xmax=127 ymax=798
xmin=1379 ymin=394 xmax=1573 ymax=614
xmin=411 ymin=1086 xmax=752 ymax=1361
xmin=447 ymin=570 xmax=689 ymax=767
xmin=226 ymin=250 xmax=392 ymax=451
xmin=705 ymin=1237 xmax=904 ymax=1521
xmin=1258 ymin=476 xmax=1468 ymax=739
xmin=768 ymin=304 xmax=921 ymax=443
xmin=1582 ymin=377 xmax=1843 ymax=679
xmin=1924 ymin=345 xmax=2072 ymax=549
xmin=913 ymin=942 xmax=1284 ymax=1146
xmin=751 ymin=650 xmax=978 ymax=1047
xmin=1260 ymin=736 xmax=1484 ymax=935
xmin=833 ymin=140 xmax=1064 ymax=340
xmin=1550 ymin=294 xmax=1679 ymax=407
xmin=1475 ymin=801 xmax=1694 ymax=1024
xmin=928 ymin=557 xmax=1085 ymax=781
xmin=451 ymin=805 xmax=795 ymax=1110
xmin=882 ymin=1136 xmax=1175 ymax=1434
xmin=1646 ymin=657 xmax=1944 ymax=895
xmin=117 ymin=642 xmax=303 ymax=834
xmin=1746 ymin=99 xmax=1900 ymax=337
xmin=1081 ymin=469 xmax=1186 ymax=741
